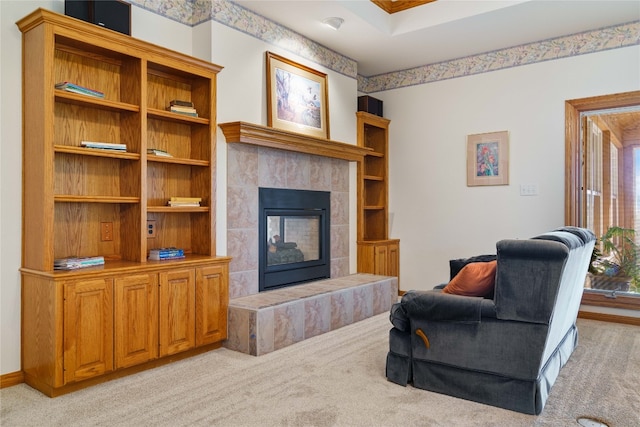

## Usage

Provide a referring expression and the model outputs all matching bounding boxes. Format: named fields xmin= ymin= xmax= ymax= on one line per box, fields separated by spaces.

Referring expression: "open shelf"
xmin=357 ymin=112 xmax=390 ymax=242
xmin=356 ymin=111 xmax=399 ymax=282
xmin=55 ymin=145 xmax=140 ymax=160
xmin=55 ymin=91 xmax=140 ymax=113
xmin=54 ymin=195 xmax=140 ymax=203
xmin=147 ymin=107 xmax=210 ymax=125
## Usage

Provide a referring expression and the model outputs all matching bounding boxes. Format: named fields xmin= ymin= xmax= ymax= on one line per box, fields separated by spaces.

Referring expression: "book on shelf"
xmin=81 ymin=141 xmax=127 ymax=151
xmin=167 ymin=202 xmax=201 ymax=207
xmin=55 ymin=81 xmax=105 ymax=99
xmin=167 ymin=196 xmax=202 ymax=207
xmin=170 ymin=197 xmax=202 ymax=203
xmin=148 ymin=247 xmax=185 ymax=260
xmin=168 ymin=104 xmax=196 ymax=113
xmin=54 ymin=255 xmax=105 ymax=270
xmin=169 ymin=99 xmax=194 ymax=107
xmin=147 ymin=148 xmax=172 ymax=157
xmin=167 ymin=105 xmax=198 ymax=117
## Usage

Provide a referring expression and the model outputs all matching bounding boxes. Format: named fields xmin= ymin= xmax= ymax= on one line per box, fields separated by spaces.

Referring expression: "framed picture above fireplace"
xmin=466 ymin=130 xmax=509 ymax=186
xmin=266 ymin=51 xmax=330 ymax=139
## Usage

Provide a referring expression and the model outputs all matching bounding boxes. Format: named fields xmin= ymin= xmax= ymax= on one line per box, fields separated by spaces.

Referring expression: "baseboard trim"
xmin=1 ymin=370 xmax=24 ymax=389
xmin=578 ymin=310 xmax=640 ymax=326
xmin=2 ymin=342 xmax=222 ymax=394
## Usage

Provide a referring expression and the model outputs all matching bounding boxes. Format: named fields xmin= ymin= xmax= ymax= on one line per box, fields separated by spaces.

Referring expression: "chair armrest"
xmin=389 ymin=302 xmax=410 ymax=331
xmin=401 ymin=290 xmax=496 ymax=323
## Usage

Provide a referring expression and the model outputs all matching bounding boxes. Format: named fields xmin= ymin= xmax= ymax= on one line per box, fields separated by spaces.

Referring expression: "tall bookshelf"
xmin=356 ymin=112 xmax=400 ymax=283
xmin=18 ymin=9 xmax=230 ymax=396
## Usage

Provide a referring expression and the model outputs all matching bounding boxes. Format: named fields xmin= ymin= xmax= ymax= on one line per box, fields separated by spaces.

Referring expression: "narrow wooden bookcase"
xmin=18 ymin=9 xmax=230 ymax=397
xmin=356 ymin=112 xmax=400 ymax=284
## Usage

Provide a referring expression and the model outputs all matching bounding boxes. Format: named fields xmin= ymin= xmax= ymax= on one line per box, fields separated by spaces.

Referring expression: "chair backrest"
xmin=493 ymin=228 xmax=595 ymax=367
xmin=493 ymin=229 xmax=594 ymax=325
xmin=534 ymin=227 xmax=596 ymax=363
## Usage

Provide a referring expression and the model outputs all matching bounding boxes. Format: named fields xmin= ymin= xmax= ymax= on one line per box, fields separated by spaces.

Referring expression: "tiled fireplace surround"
xmin=224 ymin=142 xmax=397 ymax=355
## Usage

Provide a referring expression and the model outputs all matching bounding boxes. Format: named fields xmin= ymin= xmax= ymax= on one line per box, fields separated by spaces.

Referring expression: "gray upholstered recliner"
xmin=386 ymin=227 xmax=595 ymax=415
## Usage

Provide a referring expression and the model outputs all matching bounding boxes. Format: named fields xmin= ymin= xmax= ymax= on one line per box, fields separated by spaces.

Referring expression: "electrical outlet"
xmin=100 ymin=222 xmax=113 ymax=241
xmin=147 ymin=220 xmax=157 ymax=238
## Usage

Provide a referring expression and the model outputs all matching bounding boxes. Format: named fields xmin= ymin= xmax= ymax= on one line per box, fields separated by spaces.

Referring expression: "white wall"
xmin=1 ymin=0 xmax=64 ymax=380
xmin=380 ymin=46 xmax=640 ymax=292
xmin=131 ymin=5 xmax=192 ymax=55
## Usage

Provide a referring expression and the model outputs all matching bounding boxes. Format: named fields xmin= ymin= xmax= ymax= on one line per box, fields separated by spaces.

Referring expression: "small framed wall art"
xmin=466 ymin=130 xmax=509 ymax=186
xmin=266 ymin=51 xmax=330 ymax=139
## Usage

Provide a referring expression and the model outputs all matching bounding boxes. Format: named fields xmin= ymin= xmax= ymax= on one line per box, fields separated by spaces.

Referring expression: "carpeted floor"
xmin=1 ymin=314 xmax=639 ymax=426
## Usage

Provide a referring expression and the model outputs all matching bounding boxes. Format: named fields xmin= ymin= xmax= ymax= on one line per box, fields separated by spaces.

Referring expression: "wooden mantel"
xmin=219 ymin=121 xmax=371 ymax=162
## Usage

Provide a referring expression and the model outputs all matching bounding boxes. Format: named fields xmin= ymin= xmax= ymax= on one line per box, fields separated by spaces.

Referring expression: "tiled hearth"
xmin=226 ymin=274 xmax=398 ymax=355
xmin=224 ymin=132 xmax=396 ymax=355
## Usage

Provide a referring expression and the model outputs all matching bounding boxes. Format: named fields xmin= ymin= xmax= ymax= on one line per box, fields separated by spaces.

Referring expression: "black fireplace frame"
xmin=259 ymin=187 xmax=330 ymax=292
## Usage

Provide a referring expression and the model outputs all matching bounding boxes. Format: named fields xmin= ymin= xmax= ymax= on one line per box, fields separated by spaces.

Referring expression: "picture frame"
xmin=466 ymin=131 xmax=509 ymax=186
xmin=266 ymin=51 xmax=330 ymax=139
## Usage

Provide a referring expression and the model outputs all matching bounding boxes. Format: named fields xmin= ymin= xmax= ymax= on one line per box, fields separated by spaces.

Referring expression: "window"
xmin=585 ymin=118 xmax=602 ymax=234
xmin=565 ymin=91 xmax=640 ymax=310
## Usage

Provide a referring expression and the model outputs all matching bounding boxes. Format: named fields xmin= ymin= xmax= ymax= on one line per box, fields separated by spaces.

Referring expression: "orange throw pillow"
xmin=442 ymin=260 xmax=497 ymax=297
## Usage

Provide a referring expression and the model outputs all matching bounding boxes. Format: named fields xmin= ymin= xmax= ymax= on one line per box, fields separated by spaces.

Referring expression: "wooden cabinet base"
xmin=24 ymin=341 xmax=222 ymax=398
xmin=357 ymin=239 xmax=400 ymax=287
xmin=21 ymin=257 xmax=229 ymax=398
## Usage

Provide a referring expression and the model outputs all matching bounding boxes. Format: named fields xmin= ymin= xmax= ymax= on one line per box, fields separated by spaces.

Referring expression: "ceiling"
xmin=233 ymin=0 xmax=640 ymax=77
xmin=370 ymin=0 xmax=437 ymax=14
xmin=598 ymin=110 xmax=640 ymax=142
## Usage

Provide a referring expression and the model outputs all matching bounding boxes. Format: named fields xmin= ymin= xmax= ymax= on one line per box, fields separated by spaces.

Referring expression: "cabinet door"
xmin=373 ymin=245 xmax=389 ymax=275
xmin=114 ymin=273 xmax=158 ymax=368
xmin=63 ymin=278 xmax=114 ymax=384
xmin=159 ymin=269 xmax=195 ymax=357
xmin=196 ymin=264 xmax=228 ymax=346
xmin=387 ymin=242 xmax=400 ymax=279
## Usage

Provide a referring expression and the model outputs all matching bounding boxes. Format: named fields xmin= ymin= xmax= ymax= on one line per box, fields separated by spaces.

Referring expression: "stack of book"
xmin=82 ymin=141 xmax=127 ymax=152
xmin=54 ymin=256 xmax=105 ymax=270
xmin=148 ymin=247 xmax=185 ymax=261
xmin=167 ymin=99 xmax=198 ymax=117
xmin=167 ymin=197 xmax=201 ymax=207
xmin=55 ymin=81 xmax=105 ymax=99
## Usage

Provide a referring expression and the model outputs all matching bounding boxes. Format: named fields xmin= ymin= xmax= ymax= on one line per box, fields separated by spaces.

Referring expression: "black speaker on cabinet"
xmin=358 ymin=95 xmax=383 ymax=117
xmin=65 ymin=0 xmax=131 ymax=35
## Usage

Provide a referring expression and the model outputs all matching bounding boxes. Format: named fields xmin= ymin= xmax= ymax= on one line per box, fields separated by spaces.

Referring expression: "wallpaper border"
xmin=128 ymin=1 xmax=639 ymax=94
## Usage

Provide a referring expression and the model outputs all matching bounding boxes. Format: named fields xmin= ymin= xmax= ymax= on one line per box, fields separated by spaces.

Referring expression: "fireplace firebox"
xmin=259 ymin=188 xmax=330 ymax=291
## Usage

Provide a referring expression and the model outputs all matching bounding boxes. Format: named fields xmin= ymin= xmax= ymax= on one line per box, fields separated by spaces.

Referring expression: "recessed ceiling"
xmin=602 ymin=112 xmax=640 ymax=133
xmin=233 ymin=0 xmax=640 ymax=77
xmin=598 ymin=111 xmax=640 ymax=141
xmin=371 ymin=0 xmax=436 ymax=14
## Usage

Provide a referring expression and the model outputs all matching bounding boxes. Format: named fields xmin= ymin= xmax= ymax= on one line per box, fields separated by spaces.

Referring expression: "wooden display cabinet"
xmin=18 ymin=9 xmax=230 ymax=397
xmin=356 ymin=112 xmax=400 ymax=284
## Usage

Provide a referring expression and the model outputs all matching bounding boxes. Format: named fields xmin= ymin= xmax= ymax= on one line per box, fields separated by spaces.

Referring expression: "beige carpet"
xmin=1 ymin=314 xmax=639 ymax=427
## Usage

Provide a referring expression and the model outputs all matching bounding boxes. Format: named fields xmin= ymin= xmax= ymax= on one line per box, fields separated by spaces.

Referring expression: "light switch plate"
xmin=520 ymin=184 xmax=538 ymax=196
